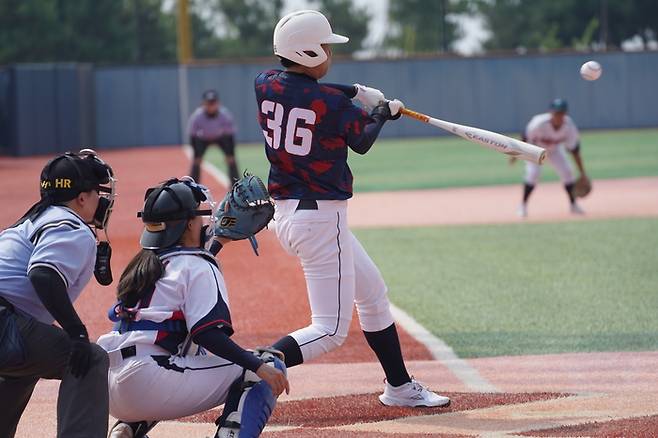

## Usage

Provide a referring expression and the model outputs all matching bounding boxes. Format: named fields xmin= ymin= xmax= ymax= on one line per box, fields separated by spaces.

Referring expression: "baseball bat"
xmin=400 ymin=108 xmax=546 ymax=164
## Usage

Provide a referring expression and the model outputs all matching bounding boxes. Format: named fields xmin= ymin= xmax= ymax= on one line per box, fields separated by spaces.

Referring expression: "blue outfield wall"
xmin=2 ymin=64 xmax=95 ymax=156
xmin=95 ymin=65 xmax=181 ymax=149
xmin=2 ymin=51 xmax=657 ymax=155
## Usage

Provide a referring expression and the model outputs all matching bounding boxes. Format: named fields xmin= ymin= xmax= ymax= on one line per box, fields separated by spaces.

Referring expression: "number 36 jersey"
xmin=255 ymin=69 xmax=372 ymax=200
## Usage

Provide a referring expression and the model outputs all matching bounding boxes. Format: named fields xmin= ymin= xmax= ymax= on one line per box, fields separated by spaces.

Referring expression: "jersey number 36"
xmin=261 ymin=100 xmax=316 ymax=156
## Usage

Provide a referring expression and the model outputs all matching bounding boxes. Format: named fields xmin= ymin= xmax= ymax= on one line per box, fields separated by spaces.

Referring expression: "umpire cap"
xmin=40 ymin=150 xmax=114 ymax=203
xmin=138 ymin=178 xmax=212 ymax=250
xmin=202 ymin=90 xmax=219 ymax=102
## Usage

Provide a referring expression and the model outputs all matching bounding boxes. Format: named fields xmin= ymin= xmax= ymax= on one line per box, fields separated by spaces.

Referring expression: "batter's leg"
xmin=350 ymin=233 xmax=410 ymax=387
xmin=272 ymin=207 xmax=355 ymax=364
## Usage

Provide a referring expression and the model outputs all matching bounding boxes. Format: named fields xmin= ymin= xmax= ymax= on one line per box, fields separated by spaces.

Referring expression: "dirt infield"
xmin=2 ymin=148 xmax=657 ymax=437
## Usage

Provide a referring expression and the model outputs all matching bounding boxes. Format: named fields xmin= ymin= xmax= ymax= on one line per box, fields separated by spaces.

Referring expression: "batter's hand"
xmin=508 ymin=156 xmax=518 ymax=165
xmin=353 ymin=84 xmax=386 ymax=109
xmin=256 ymin=362 xmax=290 ymax=396
xmin=388 ymin=99 xmax=405 ymax=119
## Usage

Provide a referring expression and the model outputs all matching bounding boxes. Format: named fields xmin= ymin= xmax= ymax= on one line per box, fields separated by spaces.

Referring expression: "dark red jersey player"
xmin=254 ymin=9 xmax=451 ymax=408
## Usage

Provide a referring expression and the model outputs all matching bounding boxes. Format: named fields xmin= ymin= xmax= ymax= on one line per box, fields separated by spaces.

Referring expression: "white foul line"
xmin=190 ymin=145 xmax=498 ymax=393
xmin=389 ymin=303 xmax=499 ymax=393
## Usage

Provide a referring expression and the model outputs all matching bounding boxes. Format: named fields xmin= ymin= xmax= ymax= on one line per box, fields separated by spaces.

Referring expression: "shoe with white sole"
xmin=379 ymin=378 xmax=451 ymax=407
xmin=570 ymin=203 xmax=585 ymax=215
xmin=517 ymin=203 xmax=528 ymax=218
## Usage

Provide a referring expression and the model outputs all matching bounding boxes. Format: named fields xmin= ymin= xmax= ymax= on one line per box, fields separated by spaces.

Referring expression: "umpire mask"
xmin=80 ymin=150 xmax=117 ymax=231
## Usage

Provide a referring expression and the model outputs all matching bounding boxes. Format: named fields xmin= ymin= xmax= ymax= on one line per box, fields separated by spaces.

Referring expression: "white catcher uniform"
xmin=97 ymin=248 xmax=242 ymax=422
xmin=524 ymin=112 xmax=580 ymax=185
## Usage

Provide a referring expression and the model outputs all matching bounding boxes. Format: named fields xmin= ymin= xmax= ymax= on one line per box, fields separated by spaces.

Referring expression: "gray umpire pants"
xmin=0 ymin=308 xmax=109 ymax=438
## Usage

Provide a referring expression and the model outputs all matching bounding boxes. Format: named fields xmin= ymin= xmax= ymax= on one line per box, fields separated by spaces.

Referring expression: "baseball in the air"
xmin=580 ymin=60 xmax=602 ymax=81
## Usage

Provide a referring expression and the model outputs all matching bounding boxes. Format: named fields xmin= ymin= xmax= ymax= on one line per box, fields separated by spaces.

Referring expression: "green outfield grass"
xmin=207 ymin=128 xmax=658 ymax=191
xmin=354 ymin=218 xmax=658 ymax=358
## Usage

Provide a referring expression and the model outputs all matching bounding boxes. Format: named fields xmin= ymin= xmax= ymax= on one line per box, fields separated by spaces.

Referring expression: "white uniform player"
xmin=517 ymin=99 xmax=588 ymax=217
xmin=102 ymin=178 xmax=288 ymax=438
xmin=254 ymin=10 xmax=450 ymax=408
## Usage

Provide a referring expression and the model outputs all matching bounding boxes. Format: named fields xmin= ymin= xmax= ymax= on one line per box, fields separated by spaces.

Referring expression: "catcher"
xmin=100 ymin=175 xmax=286 ymax=438
xmin=514 ymin=98 xmax=591 ymax=217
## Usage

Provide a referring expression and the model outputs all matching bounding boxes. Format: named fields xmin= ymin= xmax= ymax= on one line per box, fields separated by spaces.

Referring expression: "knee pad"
xmin=215 ymin=349 xmax=286 ymax=438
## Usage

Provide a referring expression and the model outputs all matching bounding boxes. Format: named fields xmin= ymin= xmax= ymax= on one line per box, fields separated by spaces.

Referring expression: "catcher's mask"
xmin=138 ymin=177 xmax=216 ymax=250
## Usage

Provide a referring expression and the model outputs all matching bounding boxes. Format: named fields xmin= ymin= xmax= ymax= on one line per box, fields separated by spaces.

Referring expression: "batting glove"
xmin=353 ymin=84 xmax=386 ymax=109
xmin=388 ymin=99 xmax=405 ymax=119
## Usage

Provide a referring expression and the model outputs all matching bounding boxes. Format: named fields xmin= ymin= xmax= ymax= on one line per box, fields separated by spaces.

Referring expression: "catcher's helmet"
xmin=138 ymin=178 xmax=212 ymax=250
xmin=273 ymin=10 xmax=348 ymax=68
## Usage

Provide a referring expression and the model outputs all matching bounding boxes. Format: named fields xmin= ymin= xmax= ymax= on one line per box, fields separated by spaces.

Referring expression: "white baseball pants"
xmin=106 ymin=345 xmax=242 ymax=422
xmin=273 ymin=199 xmax=395 ymax=362
xmin=524 ymin=145 xmax=576 ymax=185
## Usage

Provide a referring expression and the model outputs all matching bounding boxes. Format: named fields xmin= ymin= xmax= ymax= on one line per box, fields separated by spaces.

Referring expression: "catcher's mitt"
xmin=573 ymin=175 xmax=592 ymax=198
xmin=214 ymin=173 xmax=274 ymax=255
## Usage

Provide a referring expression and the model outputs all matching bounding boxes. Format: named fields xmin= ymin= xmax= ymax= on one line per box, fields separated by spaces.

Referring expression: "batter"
xmin=255 ymin=10 xmax=450 ymax=407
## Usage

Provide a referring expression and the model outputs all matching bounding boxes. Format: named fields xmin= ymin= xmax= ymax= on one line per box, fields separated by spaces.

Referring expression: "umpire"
xmin=187 ymin=89 xmax=240 ymax=183
xmin=0 ymin=150 xmax=116 ymax=437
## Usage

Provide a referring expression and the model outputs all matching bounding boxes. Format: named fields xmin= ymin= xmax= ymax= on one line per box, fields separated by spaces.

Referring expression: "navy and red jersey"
xmin=255 ymin=69 xmax=374 ymax=200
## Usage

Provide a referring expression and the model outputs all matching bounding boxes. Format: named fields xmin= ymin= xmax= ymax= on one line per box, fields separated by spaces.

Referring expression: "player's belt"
xmin=107 ymin=344 xmax=169 ymax=367
xmin=296 ymin=199 xmax=318 ymax=210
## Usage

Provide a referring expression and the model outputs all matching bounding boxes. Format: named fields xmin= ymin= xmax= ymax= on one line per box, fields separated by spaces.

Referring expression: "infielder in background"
xmin=103 ymin=177 xmax=287 ymax=438
xmin=188 ymin=89 xmax=240 ymax=183
xmin=0 ymin=150 xmax=116 ymax=438
xmin=516 ymin=98 xmax=589 ymax=217
xmin=255 ymin=10 xmax=450 ymax=407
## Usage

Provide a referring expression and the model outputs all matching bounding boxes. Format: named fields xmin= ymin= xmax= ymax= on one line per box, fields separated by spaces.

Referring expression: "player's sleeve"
xmin=182 ymin=262 xmax=234 ymax=338
xmin=322 ymin=83 xmax=357 ymax=98
xmin=340 ymin=98 xmax=385 ymax=155
xmin=564 ymin=118 xmax=580 ymax=152
xmin=28 ymin=224 xmax=96 ymax=289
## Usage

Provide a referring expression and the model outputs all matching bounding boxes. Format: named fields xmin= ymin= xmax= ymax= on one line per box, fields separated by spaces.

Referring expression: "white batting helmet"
xmin=273 ymin=10 xmax=348 ymax=68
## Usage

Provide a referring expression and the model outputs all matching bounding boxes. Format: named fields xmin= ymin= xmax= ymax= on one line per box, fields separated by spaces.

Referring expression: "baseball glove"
xmin=573 ymin=175 xmax=592 ymax=198
xmin=214 ymin=173 xmax=274 ymax=255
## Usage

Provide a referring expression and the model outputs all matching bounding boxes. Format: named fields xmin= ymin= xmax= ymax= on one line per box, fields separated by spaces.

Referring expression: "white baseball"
xmin=580 ymin=60 xmax=602 ymax=81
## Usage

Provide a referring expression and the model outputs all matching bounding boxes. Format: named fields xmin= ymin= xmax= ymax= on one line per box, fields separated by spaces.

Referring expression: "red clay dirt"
xmin=520 ymin=414 xmax=658 ymax=437
xmin=3 ymin=147 xmax=657 ymax=438
xmin=182 ymin=392 xmax=567 ymax=427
